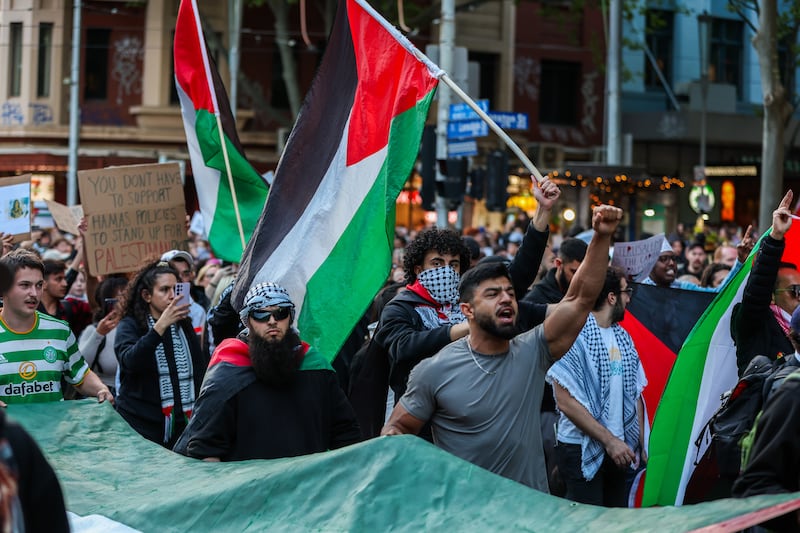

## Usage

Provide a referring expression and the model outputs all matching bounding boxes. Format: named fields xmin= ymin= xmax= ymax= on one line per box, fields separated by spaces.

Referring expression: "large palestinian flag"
xmin=232 ymin=0 xmax=441 ymax=360
xmin=642 ymin=222 xmax=800 ymax=506
xmin=174 ymin=0 xmax=269 ymax=262
xmin=621 ymin=285 xmax=715 ymax=427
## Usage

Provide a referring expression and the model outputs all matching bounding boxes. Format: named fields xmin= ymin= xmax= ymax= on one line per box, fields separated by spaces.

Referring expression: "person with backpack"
xmin=732 ymin=304 xmax=800 ymax=531
xmin=731 ymin=190 xmax=799 ymax=375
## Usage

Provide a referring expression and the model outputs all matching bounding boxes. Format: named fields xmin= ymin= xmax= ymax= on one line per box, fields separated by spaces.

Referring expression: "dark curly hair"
xmin=403 ymin=228 xmax=470 ymax=284
xmin=700 ymin=262 xmax=731 ymax=288
xmin=121 ymin=260 xmax=185 ymax=330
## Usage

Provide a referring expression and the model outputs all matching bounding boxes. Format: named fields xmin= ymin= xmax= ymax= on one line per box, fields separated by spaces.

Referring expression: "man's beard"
xmin=557 ymin=269 xmax=570 ymax=294
xmin=475 ymin=309 xmax=518 ymax=340
xmin=249 ymin=330 xmax=303 ymax=387
xmin=610 ymin=297 xmax=626 ymax=324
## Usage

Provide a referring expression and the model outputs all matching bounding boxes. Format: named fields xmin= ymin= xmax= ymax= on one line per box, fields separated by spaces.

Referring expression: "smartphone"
xmin=174 ymin=282 xmax=191 ymax=306
xmin=103 ymin=298 xmax=118 ymax=316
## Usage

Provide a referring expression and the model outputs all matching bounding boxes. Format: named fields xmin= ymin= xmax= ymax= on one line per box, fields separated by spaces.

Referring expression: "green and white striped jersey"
xmin=0 ymin=312 xmax=89 ymax=403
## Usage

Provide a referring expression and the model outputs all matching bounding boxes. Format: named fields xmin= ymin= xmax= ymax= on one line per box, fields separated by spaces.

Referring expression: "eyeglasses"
xmin=620 ymin=287 xmax=634 ymax=296
xmin=775 ymin=285 xmax=800 ymax=299
xmin=657 ymin=255 xmax=677 ymax=264
xmin=249 ymin=307 xmax=291 ymax=322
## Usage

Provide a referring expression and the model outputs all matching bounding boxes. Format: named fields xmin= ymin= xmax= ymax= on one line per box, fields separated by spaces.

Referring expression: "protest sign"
xmin=45 ymin=200 xmax=83 ymax=236
xmin=78 ymin=163 xmax=186 ymax=276
xmin=612 ymin=233 xmax=668 ymax=282
xmin=0 ymin=175 xmax=31 ymax=242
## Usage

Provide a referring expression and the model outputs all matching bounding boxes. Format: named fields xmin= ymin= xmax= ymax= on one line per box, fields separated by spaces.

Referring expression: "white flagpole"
xmin=439 ymin=74 xmax=546 ymax=184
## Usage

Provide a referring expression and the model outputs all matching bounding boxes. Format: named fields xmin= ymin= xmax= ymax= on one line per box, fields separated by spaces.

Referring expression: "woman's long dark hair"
xmin=122 ymin=260 xmax=181 ymax=330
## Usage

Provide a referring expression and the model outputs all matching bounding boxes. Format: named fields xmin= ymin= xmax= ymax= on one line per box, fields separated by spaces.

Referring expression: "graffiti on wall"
xmin=111 ymin=36 xmax=144 ymax=105
xmin=29 ymin=103 xmax=53 ymax=125
xmin=514 ymin=57 xmax=539 ymax=101
xmin=1 ymin=102 xmax=24 ymax=125
xmin=581 ymin=71 xmax=599 ymax=135
xmin=658 ymin=113 xmax=686 ymax=138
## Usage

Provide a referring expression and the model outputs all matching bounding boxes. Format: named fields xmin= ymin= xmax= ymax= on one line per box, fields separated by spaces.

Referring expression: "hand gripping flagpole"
xmin=439 ymin=74 xmax=546 ymax=184
xmin=215 ymin=114 xmax=247 ymax=252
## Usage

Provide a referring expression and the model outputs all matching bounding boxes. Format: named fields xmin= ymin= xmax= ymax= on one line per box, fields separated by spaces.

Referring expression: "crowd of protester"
xmin=2 ymin=187 xmax=800 ymax=531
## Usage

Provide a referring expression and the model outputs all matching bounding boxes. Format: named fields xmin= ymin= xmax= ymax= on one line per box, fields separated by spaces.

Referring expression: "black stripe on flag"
xmin=233 ymin=2 xmax=358 ymax=308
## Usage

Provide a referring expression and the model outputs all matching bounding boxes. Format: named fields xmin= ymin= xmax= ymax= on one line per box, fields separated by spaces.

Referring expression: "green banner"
xmin=8 ymin=401 xmax=799 ymax=532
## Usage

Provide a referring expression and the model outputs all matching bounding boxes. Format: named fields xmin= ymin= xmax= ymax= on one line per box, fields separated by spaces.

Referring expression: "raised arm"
xmin=508 ymin=179 xmax=559 ymax=297
xmin=544 ymin=205 xmax=621 ymax=358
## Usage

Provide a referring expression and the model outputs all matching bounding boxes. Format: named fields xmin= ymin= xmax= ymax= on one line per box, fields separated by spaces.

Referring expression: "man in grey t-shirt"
xmin=381 ymin=205 xmax=622 ymax=490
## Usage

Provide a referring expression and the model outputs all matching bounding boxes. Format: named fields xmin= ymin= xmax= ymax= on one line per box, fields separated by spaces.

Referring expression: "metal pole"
xmin=228 ymin=0 xmax=242 ymax=115
xmin=435 ymin=0 xmax=455 ymax=228
xmin=67 ymin=0 xmax=82 ymax=206
xmin=605 ymin=0 xmax=622 ymax=165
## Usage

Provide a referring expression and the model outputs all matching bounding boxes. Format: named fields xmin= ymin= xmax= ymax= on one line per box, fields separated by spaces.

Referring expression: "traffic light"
xmin=468 ymin=166 xmax=485 ymax=200
xmin=486 ymin=150 xmax=509 ymax=211
xmin=442 ymin=157 xmax=468 ymax=207
xmin=419 ymin=125 xmax=436 ymax=211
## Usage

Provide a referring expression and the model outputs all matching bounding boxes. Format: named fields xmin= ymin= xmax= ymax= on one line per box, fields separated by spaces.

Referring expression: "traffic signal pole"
xmin=434 ymin=0 xmax=455 ymax=228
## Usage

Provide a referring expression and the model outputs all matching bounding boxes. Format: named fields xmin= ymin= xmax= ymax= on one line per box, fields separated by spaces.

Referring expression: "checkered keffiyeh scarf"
xmin=147 ymin=315 xmax=195 ymax=444
xmin=410 ymin=266 xmax=466 ymax=329
xmin=546 ymin=313 xmax=644 ymax=480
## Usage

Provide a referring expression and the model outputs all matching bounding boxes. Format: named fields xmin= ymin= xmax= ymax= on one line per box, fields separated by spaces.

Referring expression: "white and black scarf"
xmin=147 ymin=315 xmax=195 ymax=444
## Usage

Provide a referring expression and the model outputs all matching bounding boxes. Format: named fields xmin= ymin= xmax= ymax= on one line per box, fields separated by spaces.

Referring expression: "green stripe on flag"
xmin=642 ymin=248 xmax=757 ymax=506
xmin=298 ymin=90 xmax=435 ymax=360
xmin=195 ymin=109 xmax=269 ymax=262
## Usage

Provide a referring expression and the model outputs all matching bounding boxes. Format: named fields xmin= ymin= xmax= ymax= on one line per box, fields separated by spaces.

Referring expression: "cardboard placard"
xmin=78 ymin=163 xmax=186 ymax=276
xmin=45 ymin=200 xmax=83 ymax=235
xmin=0 ymin=175 xmax=32 ymax=243
xmin=611 ymin=233 xmax=669 ymax=282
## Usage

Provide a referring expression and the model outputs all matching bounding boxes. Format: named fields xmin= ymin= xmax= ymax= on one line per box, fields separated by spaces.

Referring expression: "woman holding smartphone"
xmin=115 ymin=260 xmax=208 ymax=448
xmin=78 ymin=277 xmax=129 ymax=395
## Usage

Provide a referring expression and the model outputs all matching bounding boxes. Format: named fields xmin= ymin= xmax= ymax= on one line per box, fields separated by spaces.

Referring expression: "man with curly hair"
xmin=374 ymin=179 xmax=560 ymax=410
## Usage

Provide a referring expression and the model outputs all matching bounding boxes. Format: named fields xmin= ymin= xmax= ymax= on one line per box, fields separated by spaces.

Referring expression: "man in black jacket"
xmin=731 ymin=190 xmax=799 ymax=375
xmin=375 ymin=179 xmax=560 ymax=405
xmin=523 ymin=237 xmax=587 ymax=305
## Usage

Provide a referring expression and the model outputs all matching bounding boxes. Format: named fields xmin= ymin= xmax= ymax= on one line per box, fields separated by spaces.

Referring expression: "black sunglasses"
xmin=249 ymin=307 xmax=291 ymax=322
xmin=775 ymin=284 xmax=800 ymax=299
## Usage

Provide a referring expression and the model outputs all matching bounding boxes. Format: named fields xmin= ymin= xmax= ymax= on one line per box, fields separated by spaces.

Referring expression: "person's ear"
xmin=554 ymin=257 xmax=563 ymax=269
xmin=460 ymin=301 xmax=473 ymax=319
xmin=414 ymin=264 xmax=423 ymax=276
xmin=141 ymin=289 xmax=151 ymax=304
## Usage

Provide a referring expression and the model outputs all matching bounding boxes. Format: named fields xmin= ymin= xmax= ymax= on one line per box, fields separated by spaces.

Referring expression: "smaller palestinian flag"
xmin=642 ymin=222 xmax=800 ymax=506
xmin=232 ymin=0 xmax=441 ymax=360
xmin=174 ymin=0 xmax=269 ymax=262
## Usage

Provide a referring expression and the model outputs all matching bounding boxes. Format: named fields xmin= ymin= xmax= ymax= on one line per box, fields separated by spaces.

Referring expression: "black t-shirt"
xmin=185 ymin=369 xmax=361 ymax=461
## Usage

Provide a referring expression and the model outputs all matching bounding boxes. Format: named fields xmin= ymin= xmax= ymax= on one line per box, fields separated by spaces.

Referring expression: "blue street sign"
xmin=447 ymin=120 xmax=488 ymax=140
xmin=448 ymin=139 xmax=479 ymax=157
xmin=449 ymin=99 xmax=489 ymax=122
xmin=488 ymin=111 xmax=529 ymax=130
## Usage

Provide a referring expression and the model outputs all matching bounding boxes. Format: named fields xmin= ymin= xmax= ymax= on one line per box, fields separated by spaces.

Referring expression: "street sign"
xmin=447 ymin=120 xmax=488 ymax=140
xmin=448 ymin=139 xmax=478 ymax=157
xmin=449 ymin=99 xmax=489 ymax=122
xmin=488 ymin=111 xmax=529 ymax=130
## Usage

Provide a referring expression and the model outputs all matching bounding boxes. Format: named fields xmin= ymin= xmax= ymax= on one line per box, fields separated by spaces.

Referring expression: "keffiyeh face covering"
xmin=417 ymin=266 xmax=460 ymax=306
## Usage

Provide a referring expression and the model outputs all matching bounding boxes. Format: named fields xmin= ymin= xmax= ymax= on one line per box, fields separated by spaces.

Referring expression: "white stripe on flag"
xmin=250 ymin=115 xmax=386 ymax=320
xmin=177 ymin=85 xmax=221 ymax=237
xmin=675 ymin=278 xmax=746 ymax=504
